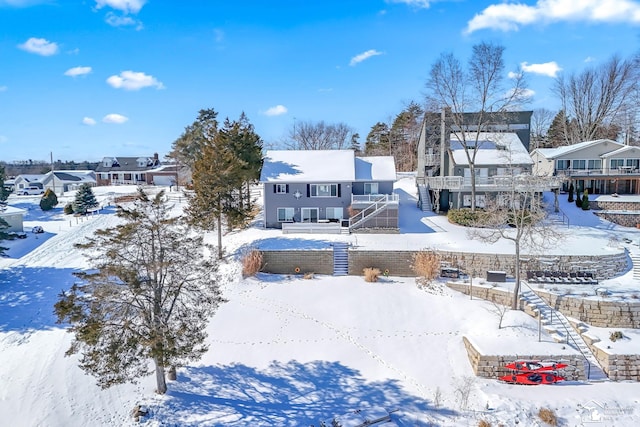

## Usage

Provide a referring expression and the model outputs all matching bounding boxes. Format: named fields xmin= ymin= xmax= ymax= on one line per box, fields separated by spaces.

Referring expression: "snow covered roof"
xmin=51 ymin=170 xmax=96 ymax=182
xmin=15 ymin=174 xmax=45 ymax=183
xmin=260 ymin=150 xmax=356 ymax=183
xmin=450 ymin=132 xmax=532 ymax=166
xmin=533 ymin=139 xmax=623 ymax=159
xmin=355 ymin=156 xmax=396 ymax=181
xmin=0 ymin=205 xmax=26 ymax=216
xmin=600 ymin=145 xmax=640 ymax=158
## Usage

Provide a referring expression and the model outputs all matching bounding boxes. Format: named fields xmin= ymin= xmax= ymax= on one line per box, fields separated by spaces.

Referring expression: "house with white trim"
xmin=260 ymin=150 xmax=397 ymax=232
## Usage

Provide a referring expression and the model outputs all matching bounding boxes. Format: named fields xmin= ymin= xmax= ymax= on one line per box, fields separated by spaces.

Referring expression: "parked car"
xmin=21 ymin=186 xmax=44 ymax=196
xmin=32 ymin=226 xmax=44 ymax=234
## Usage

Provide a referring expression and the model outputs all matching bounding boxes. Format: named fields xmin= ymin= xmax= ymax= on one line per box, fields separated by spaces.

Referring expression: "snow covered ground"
xmin=1 ymin=180 xmax=640 ymax=426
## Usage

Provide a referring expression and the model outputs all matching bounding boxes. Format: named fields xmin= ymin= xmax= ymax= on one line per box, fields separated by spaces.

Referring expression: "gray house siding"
xmin=351 ymin=181 xmax=394 ymax=195
xmin=264 ymin=182 xmax=352 ymax=228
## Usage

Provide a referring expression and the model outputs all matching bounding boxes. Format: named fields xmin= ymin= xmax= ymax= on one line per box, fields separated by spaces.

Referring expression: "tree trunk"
xmin=167 ymin=365 xmax=177 ymax=381
xmin=470 ymin=164 xmax=477 ymax=211
xmin=154 ymin=357 xmax=167 ymax=394
xmin=217 ymin=196 xmax=223 ymax=259
xmin=512 ymin=243 xmax=521 ymax=310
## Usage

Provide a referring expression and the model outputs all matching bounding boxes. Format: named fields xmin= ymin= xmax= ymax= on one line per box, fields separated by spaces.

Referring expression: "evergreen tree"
xmin=364 ymin=122 xmax=390 ymax=155
xmin=349 ymin=133 xmax=361 ymax=154
xmin=568 ymin=183 xmax=574 ymax=202
xmin=0 ymin=165 xmax=10 ymax=203
xmin=547 ymin=110 xmax=570 ymax=147
xmin=73 ymin=183 xmax=99 ymax=215
xmin=55 ymin=189 xmax=225 ymax=394
xmin=575 ymin=189 xmax=582 ymax=208
xmin=0 ymin=218 xmax=9 ymax=256
xmin=39 ymin=188 xmax=59 ymax=211
xmin=582 ymin=189 xmax=590 ymax=210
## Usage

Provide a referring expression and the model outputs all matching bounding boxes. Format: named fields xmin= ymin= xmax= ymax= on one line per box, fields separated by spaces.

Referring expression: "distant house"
xmin=41 ymin=170 xmax=97 ymax=193
xmin=531 ymin=139 xmax=640 ymax=194
xmin=0 ymin=205 xmax=26 ymax=232
xmin=13 ymin=174 xmax=46 ymax=192
xmin=260 ymin=150 xmax=398 ymax=232
xmin=94 ymin=154 xmax=162 ymax=186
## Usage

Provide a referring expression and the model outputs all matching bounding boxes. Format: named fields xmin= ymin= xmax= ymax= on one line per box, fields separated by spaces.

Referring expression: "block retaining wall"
xmin=463 ymin=337 xmax=586 ymax=381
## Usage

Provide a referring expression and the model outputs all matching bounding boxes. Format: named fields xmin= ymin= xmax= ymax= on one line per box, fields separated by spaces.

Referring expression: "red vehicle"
xmin=504 ymin=360 xmax=568 ymax=372
xmin=499 ymin=372 xmax=565 ymax=385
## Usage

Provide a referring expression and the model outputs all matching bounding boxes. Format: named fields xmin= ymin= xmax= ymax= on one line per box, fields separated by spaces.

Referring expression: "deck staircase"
xmin=332 ymin=242 xmax=349 ymax=276
xmin=417 ymin=183 xmax=432 ymax=212
xmin=630 ymin=251 xmax=640 ymax=281
xmin=520 ymin=287 xmax=608 ymax=382
xmin=348 ymin=196 xmax=397 ymax=231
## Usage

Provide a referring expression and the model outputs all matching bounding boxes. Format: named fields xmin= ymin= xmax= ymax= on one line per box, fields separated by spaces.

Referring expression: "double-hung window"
xmin=587 ymin=159 xmax=601 ymax=170
xmin=310 ymin=184 xmax=338 ymax=197
xmin=277 ymin=207 xmax=294 ymax=222
xmin=556 ymin=160 xmax=570 ymax=170
xmin=275 ymin=184 xmax=288 ymax=194
xmin=611 ymin=159 xmax=624 ymax=169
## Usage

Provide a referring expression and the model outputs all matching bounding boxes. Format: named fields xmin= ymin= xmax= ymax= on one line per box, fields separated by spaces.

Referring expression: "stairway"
xmin=417 ymin=184 xmax=432 ymax=212
xmin=630 ymin=251 xmax=640 ymax=280
xmin=333 ymin=242 xmax=349 ymax=276
xmin=520 ymin=289 xmax=608 ymax=382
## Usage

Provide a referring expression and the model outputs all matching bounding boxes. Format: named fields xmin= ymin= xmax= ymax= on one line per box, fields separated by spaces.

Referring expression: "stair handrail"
xmin=348 ymin=198 xmax=389 ymax=229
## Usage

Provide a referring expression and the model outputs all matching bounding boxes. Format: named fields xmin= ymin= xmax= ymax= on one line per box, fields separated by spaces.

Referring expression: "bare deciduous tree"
xmin=531 ymin=108 xmax=555 ymax=150
xmin=287 ymin=120 xmax=355 ymax=150
xmin=553 ymin=54 xmax=639 ymax=144
xmin=426 ymin=41 xmax=529 ymax=210
xmin=468 ymin=174 xmax=563 ymax=309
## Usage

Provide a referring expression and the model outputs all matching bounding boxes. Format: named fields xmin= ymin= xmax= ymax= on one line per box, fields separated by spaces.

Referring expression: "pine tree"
xmin=364 ymin=122 xmax=390 ymax=155
xmin=568 ymin=183 xmax=574 ymax=202
xmin=40 ymin=188 xmax=59 ymax=211
xmin=0 ymin=218 xmax=9 ymax=256
xmin=582 ymin=189 xmax=590 ymax=210
xmin=547 ymin=110 xmax=570 ymax=147
xmin=73 ymin=183 xmax=98 ymax=215
xmin=55 ymin=189 xmax=225 ymax=394
xmin=575 ymin=189 xmax=582 ymax=208
xmin=0 ymin=165 xmax=10 ymax=203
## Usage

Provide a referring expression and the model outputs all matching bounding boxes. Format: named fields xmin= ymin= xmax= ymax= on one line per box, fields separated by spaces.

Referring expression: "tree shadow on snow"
xmin=0 ymin=266 xmax=78 ymax=332
xmin=151 ymin=360 xmax=455 ymax=426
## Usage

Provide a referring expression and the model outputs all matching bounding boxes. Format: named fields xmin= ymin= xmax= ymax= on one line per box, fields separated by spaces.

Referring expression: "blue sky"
xmin=1 ymin=0 xmax=640 ymax=162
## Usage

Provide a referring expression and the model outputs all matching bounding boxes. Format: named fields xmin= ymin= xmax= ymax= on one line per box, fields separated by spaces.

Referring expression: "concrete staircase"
xmin=332 ymin=242 xmax=349 ymax=276
xmin=520 ymin=288 xmax=608 ymax=382
xmin=630 ymin=251 xmax=640 ymax=281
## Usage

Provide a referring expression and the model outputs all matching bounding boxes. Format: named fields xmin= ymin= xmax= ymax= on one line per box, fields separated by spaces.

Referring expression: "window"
xmin=274 ymin=184 xmax=288 ymax=194
xmin=310 ymin=184 xmax=338 ymax=197
xmin=556 ymin=160 xmax=570 ymax=170
xmin=573 ymin=160 xmax=586 ymax=170
xmin=277 ymin=208 xmax=294 ymax=222
xmin=463 ymin=194 xmax=486 ymax=208
xmin=364 ymin=183 xmax=378 ymax=195
xmin=588 ymin=159 xmax=601 ymax=170
xmin=326 ymin=207 xmax=343 ymax=220
xmin=610 ymin=159 xmax=624 ymax=169
xmin=301 ymin=208 xmax=319 ymax=222
xmin=627 ymin=159 xmax=640 ymax=169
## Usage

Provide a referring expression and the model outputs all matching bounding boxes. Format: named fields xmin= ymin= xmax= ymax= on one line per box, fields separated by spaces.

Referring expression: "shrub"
xmin=538 ymin=408 xmax=558 ymax=426
xmin=303 ymin=272 xmax=314 ymax=280
xmin=63 ymin=203 xmax=74 ymax=215
xmin=575 ymin=190 xmax=582 ymax=208
xmin=610 ymin=331 xmax=624 ymax=342
xmin=567 ymin=183 xmax=574 ymax=202
xmin=241 ymin=249 xmax=263 ymax=277
xmin=448 ymin=209 xmax=482 ymax=226
xmin=582 ymin=190 xmax=590 ymax=210
xmin=39 ymin=188 xmax=58 ymax=211
xmin=411 ymin=250 xmax=441 ymax=281
xmin=478 ymin=421 xmax=492 ymax=427
xmin=363 ymin=267 xmax=381 ymax=282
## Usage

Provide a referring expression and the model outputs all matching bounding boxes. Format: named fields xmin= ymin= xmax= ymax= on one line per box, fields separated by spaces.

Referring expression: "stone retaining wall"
xmin=446 ymin=282 xmax=516 ymax=308
xmin=259 ymin=248 xmax=628 ymax=279
xmin=463 ymin=337 xmax=586 ymax=380
xmin=593 ymin=211 xmax=640 ymax=228
xmin=536 ymin=290 xmax=640 ymax=328
xmin=590 ymin=199 xmax=640 ymax=227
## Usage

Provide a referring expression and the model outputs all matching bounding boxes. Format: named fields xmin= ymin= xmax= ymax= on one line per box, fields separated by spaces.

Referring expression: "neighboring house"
xmin=0 ymin=205 xmax=26 ymax=232
xmin=94 ymin=154 xmax=161 ymax=186
xmin=41 ymin=170 xmax=97 ymax=193
xmin=414 ymin=110 xmax=556 ymax=211
xmin=531 ymin=139 xmax=639 ymax=194
xmin=13 ymin=174 xmax=46 ymax=192
xmin=260 ymin=150 xmax=398 ymax=231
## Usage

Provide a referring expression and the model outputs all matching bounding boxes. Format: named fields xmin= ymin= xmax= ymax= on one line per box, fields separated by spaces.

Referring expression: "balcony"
xmin=350 ymin=194 xmax=399 ymax=209
xmin=558 ymin=167 xmax=640 ymax=177
xmin=423 ymin=175 xmax=562 ymax=192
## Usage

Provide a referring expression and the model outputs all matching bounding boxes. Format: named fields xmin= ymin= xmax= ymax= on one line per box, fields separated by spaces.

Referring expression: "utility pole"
xmin=440 ymin=109 xmax=446 ymax=177
xmin=50 ymin=152 xmax=56 ymax=195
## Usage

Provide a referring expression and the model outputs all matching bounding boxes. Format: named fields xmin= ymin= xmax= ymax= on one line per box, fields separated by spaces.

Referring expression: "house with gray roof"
xmin=260 ymin=150 xmax=397 ymax=232
xmin=41 ymin=170 xmax=96 ymax=193
xmin=531 ymin=139 xmax=640 ymax=194
xmin=94 ymin=154 xmax=161 ymax=186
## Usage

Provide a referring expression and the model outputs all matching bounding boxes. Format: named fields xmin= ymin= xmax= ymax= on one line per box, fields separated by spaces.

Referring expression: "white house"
xmin=0 ymin=205 xmax=26 ymax=232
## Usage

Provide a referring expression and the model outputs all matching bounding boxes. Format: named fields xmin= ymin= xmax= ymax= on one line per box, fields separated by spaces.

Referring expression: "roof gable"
xmin=355 ymin=156 xmax=397 ymax=181
xmin=532 ymin=139 xmax=623 ymax=159
xmin=450 ymin=132 xmax=532 ymax=166
xmin=600 ymin=145 xmax=640 ymax=158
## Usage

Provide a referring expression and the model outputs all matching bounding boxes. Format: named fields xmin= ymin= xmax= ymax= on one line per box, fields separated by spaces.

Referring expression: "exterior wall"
xmin=559 ymin=141 xmax=621 ymax=165
xmin=351 ymin=181 xmax=394 ymax=195
xmin=531 ymin=151 xmax=555 ymax=176
xmin=263 ymin=182 xmax=352 ymax=228
xmin=462 ymin=337 xmax=586 ymax=380
xmin=0 ymin=210 xmax=25 ymax=232
xmin=260 ymin=250 xmax=334 ymax=275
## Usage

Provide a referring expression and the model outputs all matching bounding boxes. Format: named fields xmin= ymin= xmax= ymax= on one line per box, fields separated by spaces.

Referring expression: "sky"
xmin=2 ymin=0 xmax=640 ymax=163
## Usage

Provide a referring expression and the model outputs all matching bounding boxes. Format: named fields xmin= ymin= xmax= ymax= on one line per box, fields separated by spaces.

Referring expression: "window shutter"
xmin=286 ymin=184 xmax=289 ymax=193
xmin=337 ymin=184 xmax=341 ymax=197
xmin=307 ymin=184 xmax=310 ymax=197
xmin=273 ymin=184 xmax=276 ymax=193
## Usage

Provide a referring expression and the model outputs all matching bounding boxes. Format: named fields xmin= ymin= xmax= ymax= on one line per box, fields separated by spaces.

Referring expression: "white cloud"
xmin=18 ymin=37 xmax=59 ymax=56
xmin=584 ymin=56 xmax=596 ymax=63
xmin=105 ymin=11 xmax=142 ymax=29
xmin=0 ymin=85 xmax=7 ymax=92
xmin=64 ymin=66 xmax=92 ymax=77
xmin=521 ymin=61 xmax=562 ymax=77
xmin=102 ymin=113 xmax=128 ymax=124
xmin=95 ymin=0 xmax=145 ymax=14
xmin=385 ymin=0 xmax=432 ymax=8
xmin=349 ymin=49 xmax=383 ymax=66
xmin=507 ymin=71 xmax=522 ymax=79
xmin=466 ymin=0 xmax=640 ymax=33
xmin=506 ymin=87 xmax=536 ymax=99
xmin=82 ymin=117 xmax=97 ymax=126
xmin=263 ymin=105 xmax=288 ymax=116
xmin=106 ymin=70 xmax=164 ymax=90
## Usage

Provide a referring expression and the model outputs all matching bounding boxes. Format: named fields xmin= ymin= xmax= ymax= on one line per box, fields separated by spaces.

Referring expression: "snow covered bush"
xmin=73 ymin=183 xmax=98 ymax=215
